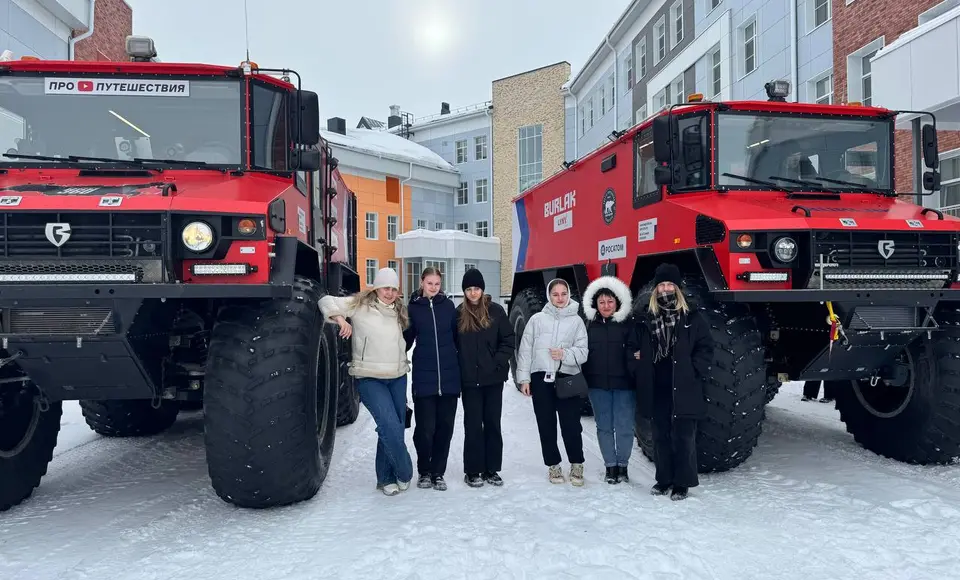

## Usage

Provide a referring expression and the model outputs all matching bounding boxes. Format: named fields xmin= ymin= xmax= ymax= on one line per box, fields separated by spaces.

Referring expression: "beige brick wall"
xmin=491 ymin=62 xmax=571 ymax=297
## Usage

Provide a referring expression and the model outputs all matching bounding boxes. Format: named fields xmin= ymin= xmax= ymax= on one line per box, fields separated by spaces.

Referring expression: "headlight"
xmin=182 ymin=221 xmax=214 ymax=252
xmin=773 ymin=236 xmax=798 ymax=262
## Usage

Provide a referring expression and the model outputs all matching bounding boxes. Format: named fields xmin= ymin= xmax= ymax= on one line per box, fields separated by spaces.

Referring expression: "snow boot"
xmin=671 ymin=486 xmax=688 ymax=501
xmin=432 ymin=475 xmax=448 ymax=491
xmin=570 ymin=463 xmax=585 ymax=487
xmin=382 ymin=483 xmax=400 ymax=496
xmin=397 ymin=479 xmax=410 ymax=492
xmin=417 ymin=474 xmax=432 ymax=489
xmin=484 ymin=472 xmax=504 ymax=487
xmin=548 ymin=465 xmax=565 ymax=484
xmin=464 ymin=474 xmax=484 ymax=488
xmin=650 ymin=483 xmax=671 ymax=496
xmin=617 ymin=465 xmax=629 ymax=483
xmin=605 ymin=467 xmax=618 ymax=484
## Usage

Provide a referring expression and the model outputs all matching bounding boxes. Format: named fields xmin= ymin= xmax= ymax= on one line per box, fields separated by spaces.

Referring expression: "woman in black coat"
xmin=404 ymin=266 xmax=461 ymax=491
xmin=627 ymin=263 xmax=714 ymax=501
xmin=456 ymin=268 xmax=515 ymax=488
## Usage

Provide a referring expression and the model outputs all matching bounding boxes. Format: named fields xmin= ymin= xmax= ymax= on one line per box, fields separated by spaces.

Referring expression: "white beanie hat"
xmin=371 ymin=267 xmax=400 ymax=290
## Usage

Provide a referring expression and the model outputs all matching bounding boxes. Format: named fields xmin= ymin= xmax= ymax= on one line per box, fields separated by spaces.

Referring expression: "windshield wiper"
xmin=133 ymin=157 xmax=210 ymax=167
xmin=768 ymin=175 xmax=843 ymax=193
xmin=2 ymin=152 xmax=155 ymax=168
xmin=806 ymin=176 xmax=894 ymax=197
xmin=721 ymin=172 xmax=792 ymax=193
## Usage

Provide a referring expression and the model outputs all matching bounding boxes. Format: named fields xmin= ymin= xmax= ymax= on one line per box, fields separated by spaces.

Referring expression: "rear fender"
xmin=627 ymin=247 xmax=726 ymax=295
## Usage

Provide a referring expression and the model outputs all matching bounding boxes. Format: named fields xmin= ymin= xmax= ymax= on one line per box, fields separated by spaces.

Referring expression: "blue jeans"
xmin=357 ymin=376 xmax=414 ymax=486
xmin=588 ymin=388 xmax=637 ymax=467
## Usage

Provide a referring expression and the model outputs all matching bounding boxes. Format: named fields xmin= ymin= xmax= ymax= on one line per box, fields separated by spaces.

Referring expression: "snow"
xmin=3 ymin=381 xmax=960 ymax=580
xmin=320 ymin=127 xmax=455 ymax=172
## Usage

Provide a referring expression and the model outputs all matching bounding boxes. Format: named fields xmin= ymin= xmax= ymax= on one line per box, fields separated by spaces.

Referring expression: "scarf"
xmin=652 ymin=292 xmax=680 ymax=363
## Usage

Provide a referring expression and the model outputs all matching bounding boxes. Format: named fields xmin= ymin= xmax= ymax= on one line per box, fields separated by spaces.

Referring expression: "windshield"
xmin=0 ymin=75 xmax=243 ymax=165
xmin=716 ymin=112 xmax=892 ymax=191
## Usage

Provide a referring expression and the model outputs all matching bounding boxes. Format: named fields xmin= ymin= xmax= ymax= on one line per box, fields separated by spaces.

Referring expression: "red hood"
xmin=0 ymin=170 xmax=290 ymax=213
xmin=669 ymin=192 xmax=960 ymax=231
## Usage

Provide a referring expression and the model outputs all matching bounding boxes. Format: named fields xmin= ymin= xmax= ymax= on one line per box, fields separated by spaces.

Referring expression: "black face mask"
xmin=656 ymin=291 xmax=678 ymax=309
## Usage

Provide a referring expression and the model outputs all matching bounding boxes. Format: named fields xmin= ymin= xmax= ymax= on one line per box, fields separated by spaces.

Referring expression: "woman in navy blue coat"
xmin=404 ymin=266 xmax=462 ymax=491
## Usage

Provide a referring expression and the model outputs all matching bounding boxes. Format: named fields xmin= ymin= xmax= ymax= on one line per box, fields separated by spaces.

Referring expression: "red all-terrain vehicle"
xmin=0 ymin=36 xmax=362 ymax=512
xmin=508 ymin=81 xmax=960 ymax=473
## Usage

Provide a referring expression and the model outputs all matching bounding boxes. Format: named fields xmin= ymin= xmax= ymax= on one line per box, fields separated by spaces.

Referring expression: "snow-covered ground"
xmin=2 ymin=381 xmax=960 ymax=580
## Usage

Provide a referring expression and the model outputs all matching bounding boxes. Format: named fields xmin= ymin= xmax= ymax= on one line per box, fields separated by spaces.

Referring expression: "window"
xmin=655 ymin=17 xmax=667 ymax=64
xmin=251 ymin=82 xmax=290 ymax=170
xmin=416 ymin=218 xmax=427 ymax=230
xmin=388 ymin=260 xmax=398 ymax=272
xmin=609 ymin=74 xmax=616 ymax=106
xmin=475 ymin=135 xmax=488 ymax=160
xmin=587 ymin=97 xmax=594 ymax=128
xmin=406 ymin=260 xmax=421 ymax=293
xmin=741 ymin=19 xmax=757 ymax=76
xmin=456 ymin=182 xmax=469 ymax=205
xmin=636 ymin=105 xmax=648 ymax=123
xmin=456 ymin=139 xmax=468 ymax=163
xmin=633 ymin=128 xmax=658 ymax=206
xmin=387 ymin=215 xmax=398 ymax=241
xmin=465 ymin=263 xmax=477 ymax=273
xmin=655 ymin=89 xmax=667 ymax=112
xmin=365 ymin=212 xmax=378 ymax=239
xmin=813 ymin=0 xmax=831 ymax=28
xmin=861 ymin=51 xmax=877 ymax=106
xmin=672 ymin=2 xmax=684 ymax=47
xmin=711 ymin=48 xmax=722 ymax=97
xmin=579 ymin=105 xmax=586 ymax=135
xmin=846 ymin=38 xmax=884 ymax=105
xmin=456 ymin=222 xmax=469 ymax=232
xmin=625 ymin=51 xmax=634 ymax=88
xmin=475 ymin=178 xmax=489 ymax=203
xmin=365 ymin=259 xmax=378 ymax=286
xmin=637 ymin=38 xmax=647 ymax=80
xmin=814 ymin=74 xmax=833 ymax=104
xmin=673 ymin=76 xmax=685 ymax=105
xmin=475 ymin=220 xmax=489 ymax=237
xmin=435 ymin=222 xmax=444 ymax=230
xmin=939 ymin=153 xmax=960 ymax=211
xmin=518 ymin=124 xmax=543 ymax=192
xmin=710 ymin=0 xmax=721 ymax=10
xmin=600 ymin=84 xmax=606 ymax=116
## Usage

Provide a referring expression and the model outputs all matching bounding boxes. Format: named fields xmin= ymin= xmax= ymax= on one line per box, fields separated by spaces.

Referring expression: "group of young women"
xmin=318 ymin=262 xmax=714 ymax=502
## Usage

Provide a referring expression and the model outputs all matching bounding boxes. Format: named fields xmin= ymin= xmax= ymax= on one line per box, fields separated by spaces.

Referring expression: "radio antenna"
xmin=243 ymin=0 xmax=251 ymax=61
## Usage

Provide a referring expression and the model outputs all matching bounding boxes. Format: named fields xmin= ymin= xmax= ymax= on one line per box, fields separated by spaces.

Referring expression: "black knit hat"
xmin=653 ymin=263 xmax=683 ymax=287
xmin=462 ymin=268 xmax=485 ymax=292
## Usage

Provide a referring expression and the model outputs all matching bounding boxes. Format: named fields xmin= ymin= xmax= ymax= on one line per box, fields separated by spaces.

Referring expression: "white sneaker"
xmin=382 ymin=483 xmax=400 ymax=496
xmin=548 ymin=465 xmax=565 ymax=484
xmin=397 ymin=480 xmax=410 ymax=492
xmin=570 ymin=463 xmax=585 ymax=487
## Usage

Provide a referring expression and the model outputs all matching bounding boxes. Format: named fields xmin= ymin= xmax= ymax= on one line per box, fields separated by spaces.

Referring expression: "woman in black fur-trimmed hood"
xmin=582 ymin=275 xmax=635 ymax=485
xmin=626 ymin=263 xmax=714 ymax=501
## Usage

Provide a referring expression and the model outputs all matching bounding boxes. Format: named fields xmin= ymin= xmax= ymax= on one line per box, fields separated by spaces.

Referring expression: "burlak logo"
xmin=602 ymin=188 xmax=616 ymax=225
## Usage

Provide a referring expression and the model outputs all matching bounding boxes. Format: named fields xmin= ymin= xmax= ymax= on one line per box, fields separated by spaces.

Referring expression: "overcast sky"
xmin=126 ymin=0 xmax=632 ymax=125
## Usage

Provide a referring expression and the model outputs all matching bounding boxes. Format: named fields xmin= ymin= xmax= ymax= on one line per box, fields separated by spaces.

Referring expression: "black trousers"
xmin=530 ymin=372 xmax=585 ymax=466
xmin=413 ymin=394 xmax=459 ymax=477
xmin=803 ymin=380 xmax=835 ymax=400
xmin=462 ymin=384 xmax=504 ymax=475
xmin=651 ymin=362 xmax=699 ymax=488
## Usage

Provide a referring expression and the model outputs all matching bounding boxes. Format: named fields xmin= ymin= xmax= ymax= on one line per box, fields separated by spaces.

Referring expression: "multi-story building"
xmin=321 ymin=118 xmax=460 ymax=294
xmin=1 ymin=0 xmax=132 ymax=61
xmin=858 ymin=0 xmax=960 ymax=211
xmin=566 ymin=0 xmax=834 ymax=158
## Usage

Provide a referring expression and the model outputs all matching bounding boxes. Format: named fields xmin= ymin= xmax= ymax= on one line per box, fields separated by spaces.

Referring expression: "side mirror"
xmin=652 ymin=116 xmax=673 ymax=164
xmin=294 ymin=148 xmax=322 ymax=172
xmin=923 ymin=170 xmax=941 ymax=191
xmin=292 ymin=90 xmax=320 ymax=146
xmin=921 ymin=124 xmax=938 ymax=169
xmin=654 ymin=165 xmax=672 ymax=185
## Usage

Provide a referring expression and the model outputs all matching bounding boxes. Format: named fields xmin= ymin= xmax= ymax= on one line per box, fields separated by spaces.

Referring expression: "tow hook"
xmin=869 ymin=375 xmax=880 ymax=387
xmin=36 ymin=391 xmax=50 ymax=412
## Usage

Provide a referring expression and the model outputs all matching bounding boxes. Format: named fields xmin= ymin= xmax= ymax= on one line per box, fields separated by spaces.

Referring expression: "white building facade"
xmin=1 ymin=0 xmax=95 ymax=60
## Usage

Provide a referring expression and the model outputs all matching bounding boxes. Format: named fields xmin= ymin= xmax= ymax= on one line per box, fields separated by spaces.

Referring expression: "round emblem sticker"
xmin=602 ymin=188 xmax=616 ymax=225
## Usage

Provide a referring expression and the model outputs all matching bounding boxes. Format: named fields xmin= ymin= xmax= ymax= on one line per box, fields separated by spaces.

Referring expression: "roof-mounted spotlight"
xmin=765 ymin=80 xmax=791 ymax=102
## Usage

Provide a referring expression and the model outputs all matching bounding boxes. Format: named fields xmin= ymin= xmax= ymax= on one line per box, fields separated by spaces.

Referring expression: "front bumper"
xmin=710 ymin=288 xmax=960 ymax=306
xmin=0 ymin=282 xmax=295 ymax=302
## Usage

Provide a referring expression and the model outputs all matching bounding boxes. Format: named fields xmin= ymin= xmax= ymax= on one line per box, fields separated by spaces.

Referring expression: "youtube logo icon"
xmin=78 ymin=81 xmax=93 ymax=92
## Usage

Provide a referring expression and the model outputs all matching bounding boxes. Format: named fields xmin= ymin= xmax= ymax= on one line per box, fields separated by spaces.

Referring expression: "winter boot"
xmin=650 ymin=483 xmax=671 ymax=496
xmin=605 ymin=467 xmax=618 ymax=484
xmin=617 ymin=465 xmax=630 ymax=483
xmin=382 ymin=483 xmax=400 ymax=496
xmin=417 ymin=474 xmax=432 ymax=489
xmin=570 ymin=463 xmax=585 ymax=487
xmin=548 ymin=465 xmax=565 ymax=484
xmin=464 ymin=473 xmax=484 ymax=488
xmin=484 ymin=472 xmax=504 ymax=487
xmin=397 ymin=479 xmax=410 ymax=492
xmin=432 ymin=475 xmax=448 ymax=491
xmin=671 ymin=486 xmax=688 ymax=501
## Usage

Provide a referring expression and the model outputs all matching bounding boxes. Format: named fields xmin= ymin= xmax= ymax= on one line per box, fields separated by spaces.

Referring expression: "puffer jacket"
xmin=581 ymin=276 xmax=634 ymax=391
xmin=515 ymin=297 xmax=589 ymax=384
xmin=318 ymin=294 xmax=409 ymax=379
xmin=404 ymin=290 xmax=462 ymax=398
xmin=456 ymin=296 xmax=515 ymax=388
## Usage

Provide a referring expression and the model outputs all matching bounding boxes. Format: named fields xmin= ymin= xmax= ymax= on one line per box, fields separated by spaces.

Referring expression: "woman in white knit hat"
xmin=318 ymin=267 xmax=414 ymax=496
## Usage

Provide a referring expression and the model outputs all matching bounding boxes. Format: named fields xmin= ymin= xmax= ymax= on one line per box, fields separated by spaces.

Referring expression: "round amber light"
xmin=736 ymin=234 xmax=753 ymax=248
xmin=238 ymin=218 xmax=257 ymax=235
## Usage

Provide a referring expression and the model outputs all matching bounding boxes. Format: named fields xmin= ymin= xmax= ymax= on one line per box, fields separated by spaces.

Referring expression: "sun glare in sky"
xmin=413 ymin=10 xmax=454 ymax=58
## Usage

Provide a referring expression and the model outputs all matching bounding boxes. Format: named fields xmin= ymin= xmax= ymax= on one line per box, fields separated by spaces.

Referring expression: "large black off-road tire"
xmin=79 ymin=399 xmax=180 ymax=437
xmin=1 ymin=384 xmax=61 ymax=512
xmin=204 ymin=276 xmax=339 ymax=509
xmin=764 ymin=377 xmax=781 ymax=405
xmin=833 ymin=305 xmax=960 ymax=464
xmin=634 ymin=277 xmax=767 ymax=473
xmin=509 ymin=287 xmax=546 ymax=391
xmin=335 ymin=337 xmax=360 ymax=426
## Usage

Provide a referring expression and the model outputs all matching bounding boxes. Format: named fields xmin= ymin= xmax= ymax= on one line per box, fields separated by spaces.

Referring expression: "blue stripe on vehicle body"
xmin=516 ymin=198 xmax=529 ymax=272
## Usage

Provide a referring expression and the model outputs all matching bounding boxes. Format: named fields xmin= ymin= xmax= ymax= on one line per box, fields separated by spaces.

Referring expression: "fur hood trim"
xmin=582 ymin=276 xmax=633 ymax=322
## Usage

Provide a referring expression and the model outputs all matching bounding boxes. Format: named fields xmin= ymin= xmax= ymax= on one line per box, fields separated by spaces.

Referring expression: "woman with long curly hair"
xmin=318 ymin=267 xmax=413 ymax=496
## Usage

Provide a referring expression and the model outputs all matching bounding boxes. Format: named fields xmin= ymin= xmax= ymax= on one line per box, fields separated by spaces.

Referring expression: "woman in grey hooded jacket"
xmin=515 ymin=278 xmax=589 ymax=486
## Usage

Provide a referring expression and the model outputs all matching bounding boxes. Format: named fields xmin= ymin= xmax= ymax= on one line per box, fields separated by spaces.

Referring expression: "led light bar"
xmin=740 ymin=272 xmax=790 ymax=282
xmin=191 ymin=263 xmax=252 ymax=276
xmin=0 ymin=273 xmax=137 ymax=282
xmin=824 ymin=272 xmax=949 ymax=281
